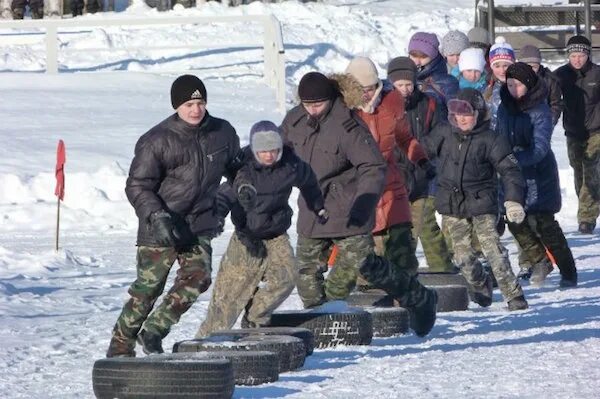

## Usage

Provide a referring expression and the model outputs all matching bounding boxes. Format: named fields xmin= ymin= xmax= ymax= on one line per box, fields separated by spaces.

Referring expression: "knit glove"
xmin=237 ymin=184 xmax=257 ymax=211
xmin=504 ymin=201 xmax=525 ymax=224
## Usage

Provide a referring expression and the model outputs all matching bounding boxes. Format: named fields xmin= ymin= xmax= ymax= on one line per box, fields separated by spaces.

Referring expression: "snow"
xmin=1 ymin=0 xmax=599 ymax=398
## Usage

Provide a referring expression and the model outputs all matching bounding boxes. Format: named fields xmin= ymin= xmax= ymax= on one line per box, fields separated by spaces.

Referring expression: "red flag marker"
xmin=55 ymin=140 xmax=66 ymax=201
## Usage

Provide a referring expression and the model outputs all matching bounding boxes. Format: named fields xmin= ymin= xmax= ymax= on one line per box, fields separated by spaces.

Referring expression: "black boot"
xmin=12 ymin=7 xmax=24 ymax=19
xmin=359 ymin=253 xmax=437 ymax=337
xmin=137 ymin=330 xmax=164 ymax=355
xmin=507 ymin=295 xmax=528 ymax=311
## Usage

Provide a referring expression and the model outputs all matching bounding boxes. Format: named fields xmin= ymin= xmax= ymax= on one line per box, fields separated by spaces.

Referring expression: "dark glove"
xmin=347 ymin=209 xmax=370 ymax=228
xmin=150 ymin=210 xmax=180 ymax=247
xmin=316 ymin=208 xmax=329 ymax=224
xmin=418 ymin=159 xmax=436 ymax=180
xmin=213 ymin=199 xmax=230 ymax=237
xmin=236 ymin=231 xmax=267 ymax=258
xmin=237 ymin=184 xmax=257 ymax=211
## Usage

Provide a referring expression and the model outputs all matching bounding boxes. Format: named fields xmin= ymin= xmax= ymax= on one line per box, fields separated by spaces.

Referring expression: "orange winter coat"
xmin=357 ymin=89 xmax=429 ymax=233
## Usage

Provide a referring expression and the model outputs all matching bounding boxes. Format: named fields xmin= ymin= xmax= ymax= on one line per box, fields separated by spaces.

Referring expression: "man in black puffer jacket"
xmin=106 ymin=75 xmax=241 ymax=358
xmin=196 ymin=121 xmax=327 ymax=337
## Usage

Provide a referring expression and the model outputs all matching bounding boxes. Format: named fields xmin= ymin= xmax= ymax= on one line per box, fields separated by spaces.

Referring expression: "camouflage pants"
xmin=108 ymin=238 xmax=212 ymax=355
xmin=411 ymin=197 xmax=454 ymax=272
xmin=296 ymin=233 xmax=374 ymax=308
xmin=508 ymin=213 xmax=577 ymax=279
xmin=443 ymin=214 xmax=523 ymax=301
xmin=374 ymin=223 xmax=419 ymax=276
xmin=567 ymin=135 xmax=600 ymax=223
xmin=196 ymin=233 xmax=296 ymax=338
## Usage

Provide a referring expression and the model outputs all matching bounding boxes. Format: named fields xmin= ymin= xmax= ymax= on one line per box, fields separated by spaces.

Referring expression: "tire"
xmin=363 ymin=307 xmax=410 ymax=337
xmin=171 ymin=351 xmax=279 ymax=386
xmin=269 ymin=309 xmax=373 ymax=349
xmin=417 ymin=271 xmax=468 ymax=288
xmin=429 ymin=284 xmax=469 ymax=312
xmin=210 ymin=327 xmax=315 ymax=355
xmin=345 ymin=289 xmax=394 ymax=307
xmin=174 ymin=334 xmax=305 ymax=373
xmin=92 ymin=355 xmax=234 ymax=399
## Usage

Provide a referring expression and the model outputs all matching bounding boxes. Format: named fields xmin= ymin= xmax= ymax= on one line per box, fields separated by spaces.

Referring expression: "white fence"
xmin=0 ymin=14 xmax=287 ymax=113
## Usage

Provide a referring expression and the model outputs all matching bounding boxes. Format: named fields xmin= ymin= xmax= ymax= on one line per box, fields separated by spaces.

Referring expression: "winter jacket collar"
xmin=500 ymin=77 xmax=548 ymax=114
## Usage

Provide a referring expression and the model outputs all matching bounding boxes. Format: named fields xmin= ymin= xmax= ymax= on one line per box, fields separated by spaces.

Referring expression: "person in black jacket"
xmin=106 ymin=75 xmax=241 ymax=358
xmin=424 ymin=88 xmax=528 ymax=311
xmin=555 ymin=35 xmax=600 ymax=234
xmin=195 ymin=121 xmax=327 ymax=337
xmin=497 ymin=63 xmax=578 ymax=288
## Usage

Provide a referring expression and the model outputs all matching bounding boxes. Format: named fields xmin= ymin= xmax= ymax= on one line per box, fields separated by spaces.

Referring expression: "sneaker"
xmin=578 ymin=222 xmax=595 ymax=234
xmin=507 ymin=295 xmax=528 ymax=311
xmin=559 ymin=274 xmax=578 ymax=288
xmin=137 ymin=330 xmax=164 ymax=355
xmin=529 ymin=260 xmax=553 ymax=287
xmin=517 ymin=266 xmax=532 ymax=280
xmin=469 ymin=273 xmax=493 ymax=307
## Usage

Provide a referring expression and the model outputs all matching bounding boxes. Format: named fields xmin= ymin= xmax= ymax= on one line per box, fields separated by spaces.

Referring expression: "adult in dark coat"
xmin=424 ymin=88 xmax=528 ymax=311
xmin=555 ymin=35 xmax=600 ymax=234
xmin=197 ymin=121 xmax=326 ymax=338
xmin=106 ymin=75 xmax=241 ymax=358
xmin=497 ymin=62 xmax=578 ymax=287
xmin=280 ymin=71 xmax=387 ymax=309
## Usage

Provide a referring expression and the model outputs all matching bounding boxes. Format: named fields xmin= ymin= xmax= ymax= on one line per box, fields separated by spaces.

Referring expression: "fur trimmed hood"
xmin=331 ymin=73 xmax=384 ymax=113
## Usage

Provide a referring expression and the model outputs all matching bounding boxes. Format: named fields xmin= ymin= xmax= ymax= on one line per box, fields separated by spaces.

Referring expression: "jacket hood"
xmin=500 ymin=76 xmax=548 ymax=114
xmin=331 ymin=72 xmax=386 ymax=113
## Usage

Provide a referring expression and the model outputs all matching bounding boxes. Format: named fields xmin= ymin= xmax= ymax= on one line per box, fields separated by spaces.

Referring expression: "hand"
xmin=236 ymin=231 xmax=267 ymax=258
xmin=237 ymin=184 xmax=257 ymax=211
xmin=346 ymin=210 xmax=369 ymax=228
xmin=316 ymin=208 xmax=329 ymax=224
xmin=419 ymin=159 xmax=436 ymax=180
xmin=504 ymin=201 xmax=526 ymax=224
xmin=150 ymin=210 xmax=180 ymax=247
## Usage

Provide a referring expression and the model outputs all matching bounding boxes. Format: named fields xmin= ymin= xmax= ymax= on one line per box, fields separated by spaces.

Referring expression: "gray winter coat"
xmin=126 ymin=112 xmax=240 ymax=246
xmin=281 ymin=97 xmax=387 ymax=238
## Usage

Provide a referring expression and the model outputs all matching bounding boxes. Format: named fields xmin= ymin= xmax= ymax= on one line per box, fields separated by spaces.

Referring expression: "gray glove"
xmin=505 ymin=201 xmax=525 ymax=224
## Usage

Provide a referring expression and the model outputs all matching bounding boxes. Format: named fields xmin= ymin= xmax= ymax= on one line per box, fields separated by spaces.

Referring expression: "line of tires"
xmin=93 ymin=271 xmax=471 ymax=398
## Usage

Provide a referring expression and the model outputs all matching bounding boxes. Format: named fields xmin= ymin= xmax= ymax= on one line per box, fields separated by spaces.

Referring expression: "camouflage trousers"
xmin=567 ymin=135 xmax=600 ymax=223
xmin=108 ymin=238 xmax=212 ymax=355
xmin=196 ymin=233 xmax=296 ymax=338
xmin=411 ymin=197 xmax=455 ymax=272
xmin=508 ymin=213 xmax=577 ymax=280
xmin=443 ymin=214 xmax=523 ymax=301
xmin=296 ymin=233 xmax=373 ymax=308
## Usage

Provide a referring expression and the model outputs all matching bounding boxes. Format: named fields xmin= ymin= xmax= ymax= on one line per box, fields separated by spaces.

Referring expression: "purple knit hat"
xmin=408 ymin=32 xmax=440 ymax=59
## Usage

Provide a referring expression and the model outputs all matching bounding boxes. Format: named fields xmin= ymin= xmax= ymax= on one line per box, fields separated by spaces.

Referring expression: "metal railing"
xmin=0 ymin=14 xmax=287 ymax=113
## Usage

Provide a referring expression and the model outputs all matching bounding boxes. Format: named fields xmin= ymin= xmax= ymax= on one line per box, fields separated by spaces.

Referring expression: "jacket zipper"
xmin=207 ymin=145 xmax=228 ymax=162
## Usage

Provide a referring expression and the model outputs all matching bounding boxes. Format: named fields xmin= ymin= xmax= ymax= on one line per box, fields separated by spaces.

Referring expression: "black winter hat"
xmin=456 ymin=88 xmax=487 ymax=113
xmin=387 ymin=56 xmax=417 ymax=83
xmin=298 ymin=72 xmax=334 ymax=103
xmin=506 ymin=62 xmax=538 ymax=91
xmin=566 ymin=35 xmax=592 ymax=55
xmin=170 ymin=74 xmax=207 ymax=109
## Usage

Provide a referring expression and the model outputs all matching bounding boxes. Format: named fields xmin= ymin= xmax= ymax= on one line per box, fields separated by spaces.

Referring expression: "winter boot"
xmin=359 ymin=253 xmax=437 ymax=337
xmin=517 ymin=265 xmax=532 ymax=280
xmin=137 ymin=330 xmax=164 ymax=355
xmin=468 ymin=272 xmax=493 ymax=307
xmin=507 ymin=295 xmax=528 ymax=311
xmin=106 ymin=335 xmax=136 ymax=358
xmin=578 ymin=222 xmax=595 ymax=234
xmin=559 ymin=273 xmax=578 ymax=288
xmin=529 ymin=259 xmax=553 ymax=287
xmin=11 ymin=7 xmax=24 ymax=19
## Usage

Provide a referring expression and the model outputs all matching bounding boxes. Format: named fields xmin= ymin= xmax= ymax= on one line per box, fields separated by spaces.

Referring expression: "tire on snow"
xmin=345 ymin=289 xmax=394 ymax=307
xmin=92 ymin=355 xmax=234 ymax=399
xmin=429 ymin=284 xmax=469 ymax=312
xmin=269 ymin=310 xmax=373 ymax=349
xmin=417 ymin=271 xmax=468 ymax=288
xmin=210 ymin=327 xmax=315 ymax=355
xmin=173 ymin=334 xmax=306 ymax=372
xmin=363 ymin=306 xmax=410 ymax=337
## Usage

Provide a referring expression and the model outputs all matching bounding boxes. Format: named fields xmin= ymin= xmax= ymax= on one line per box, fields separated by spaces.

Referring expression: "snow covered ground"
xmin=1 ymin=1 xmax=599 ymax=398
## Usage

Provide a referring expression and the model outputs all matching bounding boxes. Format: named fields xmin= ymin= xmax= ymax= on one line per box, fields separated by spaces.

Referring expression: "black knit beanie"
xmin=170 ymin=75 xmax=207 ymax=109
xmin=566 ymin=35 xmax=592 ymax=55
xmin=387 ymin=56 xmax=417 ymax=83
xmin=506 ymin=62 xmax=538 ymax=91
xmin=298 ymin=72 xmax=334 ymax=103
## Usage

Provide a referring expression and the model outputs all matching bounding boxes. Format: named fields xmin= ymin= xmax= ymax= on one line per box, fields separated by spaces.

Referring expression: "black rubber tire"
xmin=363 ymin=307 xmax=410 ymax=337
xmin=417 ymin=271 xmax=468 ymax=288
xmin=345 ymin=289 xmax=394 ymax=307
xmin=173 ymin=334 xmax=305 ymax=373
xmin=210 ymin=327 xmax=315 ymax=356
xmin=171 ymin=351 xmax=279 ymax=386
xmin=429 ymin=284 xmax=469 ymax=312
xmin=92 ymin=355 xmax=234 ymax=399
xmin=269 ymin=310 xmax=373 ymax=349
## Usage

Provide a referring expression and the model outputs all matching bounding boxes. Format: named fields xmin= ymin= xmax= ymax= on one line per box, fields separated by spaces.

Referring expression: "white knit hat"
xmin=458 ymin=48 xmax=487 ymax=72
xmin=345 ymin=56 xmax=380 ymax=86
